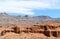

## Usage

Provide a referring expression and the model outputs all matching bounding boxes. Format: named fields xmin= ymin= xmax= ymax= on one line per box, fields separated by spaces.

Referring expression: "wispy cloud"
xmin=0 ymin=0 xmax=60 ymax=15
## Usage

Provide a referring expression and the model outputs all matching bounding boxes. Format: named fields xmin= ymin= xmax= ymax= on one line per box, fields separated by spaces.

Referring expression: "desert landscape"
xmin=0 ymin=0 xmax=60 ymax=39
xmin=0 ymin=13 xmax=60 ymax=39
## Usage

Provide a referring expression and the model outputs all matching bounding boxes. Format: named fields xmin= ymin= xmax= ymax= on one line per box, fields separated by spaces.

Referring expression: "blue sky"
xmin=0 ymin=0 xmax=60 ymax=18
xmin=33 ymin=9 xmax=60 ymax=18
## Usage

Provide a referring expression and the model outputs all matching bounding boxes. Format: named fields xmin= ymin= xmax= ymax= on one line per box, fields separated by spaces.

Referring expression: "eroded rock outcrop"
xmin=0 ymin=22 xmax=60 ymax=37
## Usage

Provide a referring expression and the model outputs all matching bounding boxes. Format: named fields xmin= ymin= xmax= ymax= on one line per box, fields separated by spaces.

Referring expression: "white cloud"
xmin=0 ymin=0 xmax=60 ymax=15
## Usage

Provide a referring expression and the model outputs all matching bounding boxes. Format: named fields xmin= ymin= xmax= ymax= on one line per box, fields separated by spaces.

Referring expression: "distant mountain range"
xmin=0 ymin=13 xmax=60 ymax=26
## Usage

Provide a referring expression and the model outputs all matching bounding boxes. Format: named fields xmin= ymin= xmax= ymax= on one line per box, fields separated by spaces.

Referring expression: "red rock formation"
xmin=0 ymin=22 xmax=60 ymax=37
xmin=12 ymin=26 xmax=20 ymax=33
